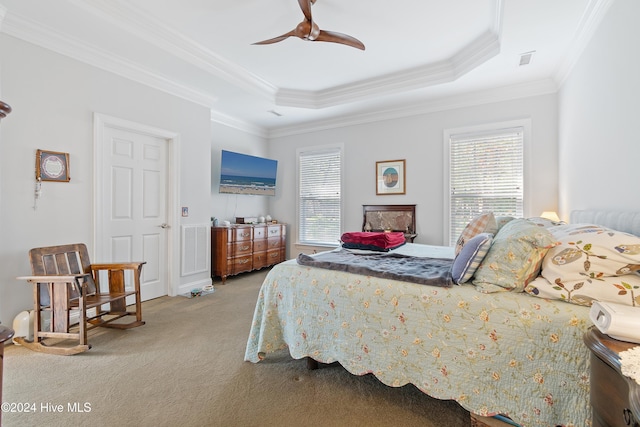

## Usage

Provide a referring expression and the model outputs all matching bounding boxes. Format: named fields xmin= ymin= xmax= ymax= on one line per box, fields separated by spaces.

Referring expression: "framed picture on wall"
xmin=376 ymin=159 xmax=405 ymax=195
xmin=36 ymin=149 xmax=70 ymax=182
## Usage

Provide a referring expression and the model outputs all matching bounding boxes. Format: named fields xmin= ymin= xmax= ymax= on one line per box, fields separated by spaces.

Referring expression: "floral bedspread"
xmin=245 ymin=246 xmax=593 ymax=427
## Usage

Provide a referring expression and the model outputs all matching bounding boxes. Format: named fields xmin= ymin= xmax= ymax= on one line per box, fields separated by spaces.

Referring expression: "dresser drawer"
xmin=267 ymin=237 xmax=282 ymax=250
xmin=230 ymin=255 xmax=252 ymax=274
xmin=254 ymin=239 xmax=268 ymax=252
xmin=253 ymin=252 xmax=269 ymax=270
xmin=267 ymin=225 xmax=281 ymax=238
xmin=253 ymin=226 xmax=267 ymax=239
xmin=233 ymin=226 xmax=253 ymax=242
xmin=591 ymin=353 xmax=637 ymax=427
xmin=585 ymin=328 xmax=640 ymax=427
xmin=266 ymin=249 xmax=282 ymax=264
xmin=233 ymin=240 xmax=253 ymax=256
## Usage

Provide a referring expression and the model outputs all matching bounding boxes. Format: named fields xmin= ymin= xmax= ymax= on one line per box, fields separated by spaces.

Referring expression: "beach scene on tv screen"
xmin=219 ymin=150 xmax=277 ymax=196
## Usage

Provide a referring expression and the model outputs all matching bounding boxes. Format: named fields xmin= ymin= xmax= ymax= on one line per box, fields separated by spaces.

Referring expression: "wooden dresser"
xmin=211 ymin=223 xmax=286 ymax=283
xmin=584 ymin=327 xmax=640 ymax=427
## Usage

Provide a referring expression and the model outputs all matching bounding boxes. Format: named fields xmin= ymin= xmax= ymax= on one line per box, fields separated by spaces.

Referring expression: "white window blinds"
xmin=298 ymin=147 xmax=342 ymax=246
xmin=448 ymin=127 xmax=524 ymax=245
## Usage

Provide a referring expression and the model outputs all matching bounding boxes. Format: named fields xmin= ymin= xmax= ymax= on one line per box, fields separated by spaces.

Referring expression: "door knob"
xmin=159 ymin=223 xmax=170 ymax=229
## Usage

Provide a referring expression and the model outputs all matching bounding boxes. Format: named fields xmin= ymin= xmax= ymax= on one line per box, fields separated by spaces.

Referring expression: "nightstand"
xmin=584 ymin=327 xmax=640 ymax=427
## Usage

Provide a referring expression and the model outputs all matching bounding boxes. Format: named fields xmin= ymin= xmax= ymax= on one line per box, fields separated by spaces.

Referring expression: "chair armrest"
xmin=17 ymin=274 xmax=90 ymax=283
xmin=89 ymin=262 xmax=145 ymax=294
xmin=17 ymin=274 xmax=93 ymax=302
xmin=89 ymin=262 xmax=146 ymax=271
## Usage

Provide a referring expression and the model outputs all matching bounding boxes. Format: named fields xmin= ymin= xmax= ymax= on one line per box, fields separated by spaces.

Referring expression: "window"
xmin=298 ymin=146 xmax=342 ymax=246
xmin=445 ymin=125 xmax=525 ymax=245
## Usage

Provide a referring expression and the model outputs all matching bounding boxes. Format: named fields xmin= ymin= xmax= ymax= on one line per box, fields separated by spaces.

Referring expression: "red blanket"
xmin=341 ymin=231 xmax=406 ymax=251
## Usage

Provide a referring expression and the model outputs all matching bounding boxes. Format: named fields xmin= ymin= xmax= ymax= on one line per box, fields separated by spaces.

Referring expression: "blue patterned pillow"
xmin=451 ymin=233 xmax=493 ymax=284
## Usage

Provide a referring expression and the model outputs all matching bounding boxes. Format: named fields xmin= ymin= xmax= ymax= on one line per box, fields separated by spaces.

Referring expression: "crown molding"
xmin=275 ymin=60 xmax=456 ymax=109
xmin=2 ymin=13 xmax=219 ymax=108
xmin=66 ymin=0 xmax=278 ymax=102
xmin=210 ymin=110 xmax=268 ymax=138
xmin=554 ymin=0 xmax=615 ymax=87
xmin=274 ymin=0 xmax=504 ymax=108
xmin=0 ymin=0 xmax=604 ymax=138
xmin=0 ymin=0 xmax=506 ymax=118
xmin=275 ymin=29 xmax=501 ymax=109
xmin=28 ymin=0 xmax=504 ymax=111
xmin=267 ymin=79 xmax=557 ymax=139
xmin=72 ymin=0 xmax=505 ymax=110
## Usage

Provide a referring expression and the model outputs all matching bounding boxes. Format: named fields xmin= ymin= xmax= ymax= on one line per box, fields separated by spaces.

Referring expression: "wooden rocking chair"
xmin=16 ymin=243 xmax=145 ymax=355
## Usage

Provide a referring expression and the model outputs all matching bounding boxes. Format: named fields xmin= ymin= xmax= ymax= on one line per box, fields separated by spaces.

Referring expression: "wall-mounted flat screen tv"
xmin=219 ymin=150 xmax=278 ymax=196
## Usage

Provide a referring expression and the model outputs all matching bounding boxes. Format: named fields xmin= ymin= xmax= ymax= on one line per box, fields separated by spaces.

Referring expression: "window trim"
xmin=296 ymin=144 xmax=344 ymax=247
xmin=442 ymin=119 xmax=532 ymax=245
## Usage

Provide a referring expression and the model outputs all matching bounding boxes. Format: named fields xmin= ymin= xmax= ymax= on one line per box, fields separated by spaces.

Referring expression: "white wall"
xmin=12 ymin=0 xmax=634 ymax=323
xmin=0 ymin=35 xmax=212 ymax=324
xmin=210 ymin=123 xmax=270 ymax=224
xmin=268 ymin=93 xmax=559 ymax=251
xmin=558 ymin=0 xmax=640 ymax=217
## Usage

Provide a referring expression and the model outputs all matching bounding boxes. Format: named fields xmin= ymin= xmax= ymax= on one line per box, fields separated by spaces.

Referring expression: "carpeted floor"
xmin=2 ymin=269 xmax=470 ymax=427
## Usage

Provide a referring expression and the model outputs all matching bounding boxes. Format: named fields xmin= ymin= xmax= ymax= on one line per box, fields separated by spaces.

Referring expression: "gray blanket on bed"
xmin=296 ymin=250 xmax=453 ymax=287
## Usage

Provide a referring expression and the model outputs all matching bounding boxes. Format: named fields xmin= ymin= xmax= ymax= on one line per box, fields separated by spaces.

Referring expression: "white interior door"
xmin=98 ymin=124 xmax=169 ymax=301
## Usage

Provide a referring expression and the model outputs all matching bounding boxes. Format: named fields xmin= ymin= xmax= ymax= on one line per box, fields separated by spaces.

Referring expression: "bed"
xmin=245 ymin=210 xmax=640 ymax=427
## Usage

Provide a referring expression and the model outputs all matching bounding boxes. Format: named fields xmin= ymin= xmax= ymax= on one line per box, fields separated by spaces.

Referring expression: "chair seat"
xmin=69 ymin=290 xmax=138 ymax=310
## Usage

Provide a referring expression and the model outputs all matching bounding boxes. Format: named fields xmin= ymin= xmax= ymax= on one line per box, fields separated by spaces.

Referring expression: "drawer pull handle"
xmin=241 ymin=245 xmax=250 ymax=250
xmin=623 ymin=408 xmax=635 ymax=426
xmin=240 ymin=232 xmax=250 ymax=237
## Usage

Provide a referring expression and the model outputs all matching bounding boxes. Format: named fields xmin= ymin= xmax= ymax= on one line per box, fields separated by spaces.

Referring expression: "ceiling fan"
xmin=253 ymin=0 xmax=365 ymax=50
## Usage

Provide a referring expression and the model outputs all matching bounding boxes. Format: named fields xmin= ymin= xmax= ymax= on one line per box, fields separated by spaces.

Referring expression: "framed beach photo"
xmin=36 ymin=149 xmax=70 ymax=182
xmin=376 ymin=159 xmax=405 ymax=195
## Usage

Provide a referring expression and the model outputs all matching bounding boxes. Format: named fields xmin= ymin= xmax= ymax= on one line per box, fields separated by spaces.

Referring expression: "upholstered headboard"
xmin=570 ymin=210 xmax=640 ymax=236
xmin=362 ymin=204 xmax=416 ymax=233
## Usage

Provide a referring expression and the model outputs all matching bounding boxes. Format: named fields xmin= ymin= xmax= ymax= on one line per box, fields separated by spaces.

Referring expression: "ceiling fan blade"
xmin=298 ymin=0 xmax=313 ymax=22
xmin=316 ymin=30 xmax=365 ymax=50
xmin=254 ymin=1 xmax=364 ymax=50
xmin=253 ymin=19 xmax=313 ymax=45
xmin=252 ymin=30 xmax=296 ymax=45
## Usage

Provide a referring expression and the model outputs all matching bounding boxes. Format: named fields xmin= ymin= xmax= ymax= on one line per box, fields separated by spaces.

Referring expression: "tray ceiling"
xmin=0 ymin=0 xmax=613 ymax=136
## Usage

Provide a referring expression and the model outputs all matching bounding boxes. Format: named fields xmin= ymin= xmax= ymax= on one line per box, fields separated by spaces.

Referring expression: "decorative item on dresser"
xmin=362 ymin=204 xmax=417 ymax=243
xmin=584 ymin=327 xmax=640 ymax=427
xmin=211 ymin=223 xmax=286 ymax=284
